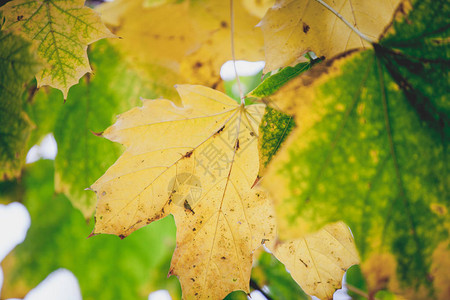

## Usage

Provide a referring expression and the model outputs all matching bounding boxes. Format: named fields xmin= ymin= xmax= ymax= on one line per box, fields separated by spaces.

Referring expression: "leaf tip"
xmin=251 ymin=176 xmax=261 ymax=188
xmin=90 ymin=130 xmax=104 ymax=137
xmin=87 ymin=232 xmax=98 ymax=239
xmin=167 ymin=269 xmax=174 ymax=278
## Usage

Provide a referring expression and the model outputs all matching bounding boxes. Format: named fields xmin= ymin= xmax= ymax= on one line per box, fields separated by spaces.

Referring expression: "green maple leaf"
xmin=264 ymin=0 xmax=449 ymax=297
xmin=0 ymin=30 xmax=41 ymax=179
xmin=0 ymin=0 xmax=114 ymax=98
xmin=249 ymin=57 xmax=321 ymax=99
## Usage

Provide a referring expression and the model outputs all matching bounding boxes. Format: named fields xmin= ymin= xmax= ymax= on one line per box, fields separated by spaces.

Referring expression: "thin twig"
xmin=313 ymin=0 xmax=375 ymax=44
xmin=346 ymin=283 xmax=380 ymax=300
xmin=230 ymin=0 xmax=245 ymax=103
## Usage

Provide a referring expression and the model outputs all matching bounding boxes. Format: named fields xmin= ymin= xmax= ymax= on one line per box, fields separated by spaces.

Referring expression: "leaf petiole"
xmin=230 ymin=0 xmax=245 ymax=103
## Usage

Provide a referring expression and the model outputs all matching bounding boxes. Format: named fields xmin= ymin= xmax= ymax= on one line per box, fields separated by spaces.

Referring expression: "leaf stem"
xmin=346 ymin=283 xmax=375 ymax=300
xmin=230 ymin=0 xmax=245 ymax=103
xmin=313 ymin=0 xmax=375 ymax=44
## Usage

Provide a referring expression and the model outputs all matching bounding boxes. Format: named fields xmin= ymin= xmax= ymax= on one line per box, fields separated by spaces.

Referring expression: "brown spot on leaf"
xmin=194 ymin=61 xmax=203 ymax=69
xmin=220 ymin=21 xmax=228 ymax=28
xmin=299 ymin=258 xmax=308 ymax=267
xmin=184 ymin=200 xmax=195 ymax=214
xmin=183 ymin=150 xmax=193 ymax=158
xmin=214 ymin=125 xmax=225 ymax=137
xmin=302 ymin=22 xmax=310 ymax=34
xmin=17 ymin=15 xmax=23 ymax=21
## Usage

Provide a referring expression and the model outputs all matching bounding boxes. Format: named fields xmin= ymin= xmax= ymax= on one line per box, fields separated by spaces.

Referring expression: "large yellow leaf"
xmin=268 ymin=222 xmax=360 ymax=300
xmin=0 ymin=0 xmax=114 ymax=98
xmin=180 ymin=0 xmax=265 ymax=87
xmin=260 ymin=0 xmax=402 ymax=71
xmin=98 ymin=0 xmax=265 ymax=91
xmin=243 ymin=0 xmax=275 ymax=18
xmin=90 ymin=85 xmax=276 ymax=299
xmin=98 ymin=0 xmax=204 ymax=71
xmin=97 ymin=0 xmax=205 ymax=99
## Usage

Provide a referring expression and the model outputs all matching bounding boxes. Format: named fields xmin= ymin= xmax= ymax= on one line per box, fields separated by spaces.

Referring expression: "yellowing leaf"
xmin=269 ymin=222 xmax=360 ymax=300
xmin=242 ymin=0 xmax=275 ymax=18
xmin=0 ymin=0 xmax=114 ymax=98
xmin=181 ymin=0 xmax=265 ymax=87
xmin=361 ymin=253 xmax=400 ymax=297
xmin=98 ymin=0 xmax=264 ymax=91
xmin=258 ymin=106 xmax=295 ymax=177
xmin=99 ymin=0 xmax=202 ymax=70
xmin=430 ymin=241 xmax=450 ymax=300
xmin=97 ymin=0 xmax=204 ymax=99
xmin=91 ymin=85 xmax=276 ymax=299
xmin=260 ymin=0 xmax=402 ymax=71
xmin=262 ymin=0 xmax=449 ymax=292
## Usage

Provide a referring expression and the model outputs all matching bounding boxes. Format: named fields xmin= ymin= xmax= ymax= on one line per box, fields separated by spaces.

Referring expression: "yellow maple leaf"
xmin=180 ymin=0 xmax=265 ymax=87
xmin=98 ymin=0 xmax=265 ymax=91
xmin=90 ymin=85 xmax=276 ymax=299
xmin=259 ymin=0 xmax=402 ymax=71
xmin=242 ymin=0 xmax=275 ymax=18
xmin=268 ymin=222 xmax=360 ymax=300
xmin=96 ymin=0 xmax=206 ymax=99
xmin=0 ymin=0 xmax=114 ymax=98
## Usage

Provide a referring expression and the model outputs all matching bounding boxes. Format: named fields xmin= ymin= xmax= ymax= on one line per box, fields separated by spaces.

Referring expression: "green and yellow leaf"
xmin=257 ymin=106 xmax=295 ymax=177
xmin=0 ymin=0 xmax=114 ymax=98
xmin=263 ymin=0 xmax=449 ymax=296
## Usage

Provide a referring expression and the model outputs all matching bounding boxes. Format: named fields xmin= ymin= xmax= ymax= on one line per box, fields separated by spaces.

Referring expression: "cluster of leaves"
xmin=0 ymin=0 xmax=448 ymax=299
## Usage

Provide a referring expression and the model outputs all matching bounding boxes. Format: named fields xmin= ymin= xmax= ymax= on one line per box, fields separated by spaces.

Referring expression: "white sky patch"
xmin=0 ymin=202 xmax=30 ymax=262
xmin=334 ymin=272 xmax=352 ymax=300
xmin=0 ymin=204 xmax=82 ymax=300
xmin=148 ymin=289 xmax=172 ymax=300
xmin=23 ymin=269 xmax=82 ymax=300
xmin=220 ymin=60 xmax=265 ymax=81
xmin=26 ymin=133 xmax=58 ymax=164
xmin=249 ymin=290 xmax=267 ymax=300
